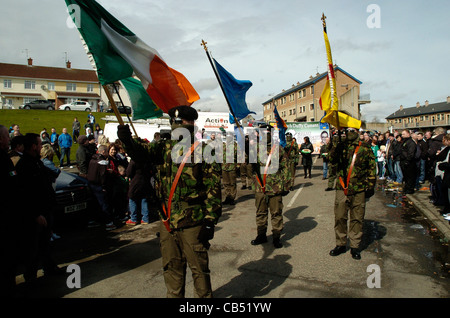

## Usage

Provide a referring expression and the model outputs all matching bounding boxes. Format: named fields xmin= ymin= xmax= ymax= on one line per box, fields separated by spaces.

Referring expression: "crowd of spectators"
xmin=340 ymin=127 xmax=450 ymax=221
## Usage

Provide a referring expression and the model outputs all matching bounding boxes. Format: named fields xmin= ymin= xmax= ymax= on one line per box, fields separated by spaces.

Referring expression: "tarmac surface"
xmin=14 ymin=158 xmax=450 ymax=300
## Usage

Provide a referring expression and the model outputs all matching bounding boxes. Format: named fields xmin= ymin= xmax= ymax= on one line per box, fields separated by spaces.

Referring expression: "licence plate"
xmin=64 ymin=202 xmax=87 ymax=214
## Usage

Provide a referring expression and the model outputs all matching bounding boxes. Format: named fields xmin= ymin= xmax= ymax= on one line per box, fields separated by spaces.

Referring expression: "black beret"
xmin=168 ymin=106 xmax=198 ymax=121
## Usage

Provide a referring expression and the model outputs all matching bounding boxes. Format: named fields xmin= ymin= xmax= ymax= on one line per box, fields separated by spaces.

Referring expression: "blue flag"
xmin=273 ymin=105 xmax=287 ymax=148
xmin=213 ymin=58 xmax=255 ymax=124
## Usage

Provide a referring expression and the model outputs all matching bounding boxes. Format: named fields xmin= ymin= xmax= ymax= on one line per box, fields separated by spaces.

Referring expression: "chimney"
xmin=66 ymin=60 xmax=71 ymax=69
xmin=416 ymin=102 xmax=420 ymax=107
xmin=425 ymin=100 xmax=429 ymax=106
xmin=399 ymin=105 xmax=403 ymax=110
xmin=447 ymin=96 xmax=450 ymax=104
xmin=27 ymin=57 xmax=33 ymax=66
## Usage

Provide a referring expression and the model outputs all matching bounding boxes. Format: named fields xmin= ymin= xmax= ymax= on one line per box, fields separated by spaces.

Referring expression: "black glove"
xmin=197 ymin=219 xmax=215 ymax=246
xmin=365 ymin=188 xmax=375 ymax=199
xmin=117 ymin=124 xmax=132 ymax=142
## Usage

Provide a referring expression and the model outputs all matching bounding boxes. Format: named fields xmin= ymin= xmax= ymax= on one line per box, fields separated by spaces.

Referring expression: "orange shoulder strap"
xmin=338 ymin=141 xmax=361 ymax=196
xmin=162 ymin=141 xmax=201 ymax=232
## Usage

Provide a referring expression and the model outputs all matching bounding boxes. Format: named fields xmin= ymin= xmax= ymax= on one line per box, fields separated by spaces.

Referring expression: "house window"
xmin=310 ymin=86 xmax=314 ymax=95
xmin=24 ymin=80 xmax=35 ymax=90
xmin=87 ymin=84 xmax=94 ymax=92
xmin=310 ymin=103 xmax=314 ymax=111
xmin=3 ymin=79 xmax=12 ymax=88
xmin=298 ymin=91 xmax=302 ymax=98
xmin=48 ymin=82 xmax=55 ymax=91
xmin=310 ymin=117 xmax=315 ymax=122
xmin=66 ymin=83 xmax=77 ymax=91
xmin=302 ymin=89 xmax=306 ymax=97
xmin=23 ymin=97 xmax=35 ymax=104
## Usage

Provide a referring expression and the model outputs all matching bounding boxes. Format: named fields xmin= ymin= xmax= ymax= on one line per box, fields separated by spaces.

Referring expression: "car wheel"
xmin=65 ymin=107 xmax=71 ymax=111
xmin=47 ymin=106 xmax=54 ymax=110
xmin=85 ymin=108 xmax=91 ymax=112
xmin=24 ymin=105 xmax=30 ymax=109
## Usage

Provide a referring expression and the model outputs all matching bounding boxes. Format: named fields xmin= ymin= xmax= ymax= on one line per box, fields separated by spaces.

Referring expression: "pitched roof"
xmin=262 ymin=66 xmax=362 ymax=104
xmin=385 ymin=101 xmax=450 ymax=119
xmin=0 ymin=62 xmax=98 ymax=83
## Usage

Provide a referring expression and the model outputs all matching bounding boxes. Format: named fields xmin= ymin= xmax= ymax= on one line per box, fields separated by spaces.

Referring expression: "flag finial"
xmin=201 ymin=39 xmax=208 ymax=52
xmin=321 ymin=13 xmax=327 ymax=27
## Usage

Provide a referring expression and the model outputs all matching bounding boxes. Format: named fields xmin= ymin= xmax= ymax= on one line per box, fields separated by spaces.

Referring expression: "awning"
xmin=55 ymin=91 xmax=100 ymax=99
xmin=1 ymin=92 xmax=43 ymax=98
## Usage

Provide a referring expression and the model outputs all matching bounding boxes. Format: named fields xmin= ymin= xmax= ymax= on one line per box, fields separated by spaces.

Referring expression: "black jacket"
xmin=87 ymin=153 xmax=110 ymax=187
xmin=15 ymin=153 xmax=56 ymax=220
xmin=392 ymin=140 xmax=403 ymax=161
xmin=400 ymin=137 xmax=416 ymax=163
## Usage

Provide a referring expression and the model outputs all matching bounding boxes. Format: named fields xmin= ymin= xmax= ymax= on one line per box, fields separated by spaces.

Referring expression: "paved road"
xmin=15 ymin=159 xmax=449 ymax=299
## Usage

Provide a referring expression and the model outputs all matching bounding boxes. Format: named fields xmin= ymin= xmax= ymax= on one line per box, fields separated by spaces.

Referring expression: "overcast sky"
xmin=1 ymin=0 xmax=449 ymax=121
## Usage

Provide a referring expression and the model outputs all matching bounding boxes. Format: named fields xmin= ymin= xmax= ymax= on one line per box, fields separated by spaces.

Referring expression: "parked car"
xmin=54 ymin=170 xmax=93 ymax=224
xmin=59 ymin=101 xmax=92 ymax=111
xmin=106 ymin=105 xmax=132 ymax=114
xmin=21 ymin=99 xmax=55 ymax=110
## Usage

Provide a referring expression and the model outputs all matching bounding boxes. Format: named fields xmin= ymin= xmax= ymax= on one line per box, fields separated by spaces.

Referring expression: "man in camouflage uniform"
xmin=117 ymin=106 xmax=222 ymax=298
xmin=328 ymin=128 xmax=376 ymax=260
xmin=222 ymin=138 xmax=237 ymax=205
xmin=239 ymin=135 xmax=253 ymax=190
xmin=325 ymin=134 xmax=339 ymax=191
xmin=284 ymin=132 xmax=299 ymax=190
xmin=250 ymin=124 xmax=290 ymax=248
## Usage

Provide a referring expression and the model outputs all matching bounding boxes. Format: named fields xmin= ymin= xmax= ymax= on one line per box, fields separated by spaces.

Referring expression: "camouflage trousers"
xmin=328 ymin=164 xmax=337 ymax=189
xmin=333 ymin=190 xmax=366 ymax=249
xmin=289 ymin=162 xmax=297 ymax=187
xmin=222 ymin=169 xmax=237 ymax=200
xmin=159 ymin=222 xmax=212 ymax=298
xmin=240 ymin=163 xmax=253 ymax=187
xmin=254 ymin=192 xmax=283 ymax=238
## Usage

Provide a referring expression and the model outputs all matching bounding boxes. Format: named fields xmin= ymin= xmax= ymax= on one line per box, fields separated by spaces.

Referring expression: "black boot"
xmin=273 ymin=237 xmax=282 ymax=248
xmin=351 ymin=248 xmax=361 ymax=260
xmin=251 ymin=234 xmax=268 ymax=245
xmin=329 ymin=245 xmax=347 ymax=256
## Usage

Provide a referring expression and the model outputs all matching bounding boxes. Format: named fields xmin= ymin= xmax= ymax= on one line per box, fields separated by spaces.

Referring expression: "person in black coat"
xmin=0 ymin=125 xmax=19 ymax=297
xmin=15 ymin=133 xmax=62 ymax=283
xmin=399 ymin=130 xmax=417 ymax=194
xmin=300 ymin=136 xmax=314 ymax=178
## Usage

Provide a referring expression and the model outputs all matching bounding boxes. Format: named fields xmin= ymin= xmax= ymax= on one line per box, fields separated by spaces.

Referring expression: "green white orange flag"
xmin=319 ymin=15 xmax=361 ymax=129
xmin=65 ymin=0 xmax=199 ymax=114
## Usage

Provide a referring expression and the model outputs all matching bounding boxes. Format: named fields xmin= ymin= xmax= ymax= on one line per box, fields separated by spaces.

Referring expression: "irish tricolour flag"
xmin=65 ymin=0 xmax=199 ymax=114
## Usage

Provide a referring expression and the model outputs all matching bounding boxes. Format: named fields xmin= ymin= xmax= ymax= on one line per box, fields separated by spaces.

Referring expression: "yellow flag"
xmin=319 ymin=16 xmax=360 ymax=129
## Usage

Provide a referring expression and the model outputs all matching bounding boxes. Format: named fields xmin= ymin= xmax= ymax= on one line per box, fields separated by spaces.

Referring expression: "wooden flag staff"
xmin=101 ymin=84 xmax=138 ymax=138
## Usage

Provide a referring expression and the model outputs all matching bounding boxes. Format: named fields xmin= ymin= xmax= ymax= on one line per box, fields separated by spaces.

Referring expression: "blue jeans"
xmin=387 ymin=158 xmax=395 ymax=180
xmin=60 ymin=147 xmax=71 ymax=166
xmin=418 ymin=159 xmax=425 ymax=183
xmin=129 ymin=197 xmax=149 ymax=223
xmin=322 ymin=161 xmax=328 ymax=179
xmin=394 ymin=160 xmax=403 ymax=183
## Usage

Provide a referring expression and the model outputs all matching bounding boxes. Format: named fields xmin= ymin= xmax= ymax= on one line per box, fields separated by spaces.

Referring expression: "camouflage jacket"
xmin=222 ymin=142 xmax=238 ymax=172
xmin=252 ymin=143 xmax=290 ymax=196
xmin=284 ymin=140 xmax=299 ymax=164
xmin=329 ymin=137 xmax=376 ymax=195
xmin=123 ymin=137 xmax=222 ymax=230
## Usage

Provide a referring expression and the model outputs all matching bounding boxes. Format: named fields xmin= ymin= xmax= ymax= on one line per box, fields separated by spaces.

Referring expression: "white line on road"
xmin=287 ymin=184 xmax=304 ymax=208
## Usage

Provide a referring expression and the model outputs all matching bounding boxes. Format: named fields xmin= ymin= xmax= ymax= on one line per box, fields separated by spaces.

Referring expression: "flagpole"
xmin=103 ymin=85 xmax=124 ymax=126
xmin=321 ymin=13 xmax=340 ymax=134
xmin=200 ymin=40 xmax=245 ymax=138
xmin=113 ymin=84 xmax=139 ymax=138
